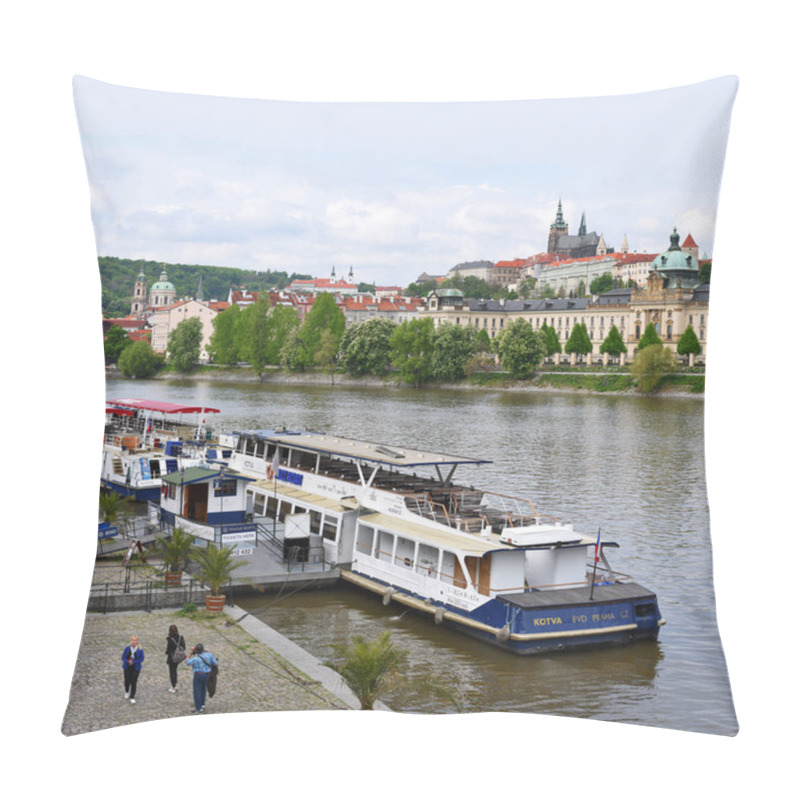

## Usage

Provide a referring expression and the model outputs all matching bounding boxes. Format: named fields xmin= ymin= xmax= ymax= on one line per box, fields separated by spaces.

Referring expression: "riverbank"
xmin=110 ymin=365 xmax=704 ymax=397
xmin=62 ymin=605 xmax=366 ymax=736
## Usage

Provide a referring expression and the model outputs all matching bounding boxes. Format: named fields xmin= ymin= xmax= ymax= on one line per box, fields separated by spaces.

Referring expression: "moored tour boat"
xmin=220 ymin=426 xmax=665 ymax=654
xmin=101 ymin=398 xmax=225 ymax=502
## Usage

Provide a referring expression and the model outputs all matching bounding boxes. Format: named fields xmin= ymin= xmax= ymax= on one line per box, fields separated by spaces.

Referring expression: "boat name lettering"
xmin=533 ymin=616 xmax=563 ymax=627
xmin=278 ymin=468 xmax=304 ymax=486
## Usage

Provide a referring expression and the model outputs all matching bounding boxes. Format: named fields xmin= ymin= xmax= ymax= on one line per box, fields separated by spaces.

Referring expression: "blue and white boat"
xmin=221 ymin=427 xmax=665 ymax=655
xmin=101 ymin=399 xmax=223 ymax=502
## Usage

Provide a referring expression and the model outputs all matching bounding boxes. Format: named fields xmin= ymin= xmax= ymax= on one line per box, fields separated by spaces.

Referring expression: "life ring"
xmin=266 ymin=465 xmax=274 ymax=480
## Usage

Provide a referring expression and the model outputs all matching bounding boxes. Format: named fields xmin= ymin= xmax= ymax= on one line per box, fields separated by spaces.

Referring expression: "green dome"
xmin=150 ymin=270 xmax=175 ymax=292
xmin=650 ymin=228 xmax=700 ymax=288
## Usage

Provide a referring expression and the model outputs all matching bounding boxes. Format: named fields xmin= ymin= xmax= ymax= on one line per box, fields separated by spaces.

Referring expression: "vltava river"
xmin=106 ymin=376 xmax=737 ymax=735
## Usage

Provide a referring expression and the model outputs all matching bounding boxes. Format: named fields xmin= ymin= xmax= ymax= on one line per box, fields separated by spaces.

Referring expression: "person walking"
xmin=122 ymin=635 xmax=144 ymax=704
xmin=185 ymin=643 xmax=217 ymax=714
xmin=165 ymin=624 xmax=185 ymax=693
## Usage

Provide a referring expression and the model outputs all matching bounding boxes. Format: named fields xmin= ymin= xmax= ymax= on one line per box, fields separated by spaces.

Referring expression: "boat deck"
xmin=499 ymin=582 xmax=656 ymax=609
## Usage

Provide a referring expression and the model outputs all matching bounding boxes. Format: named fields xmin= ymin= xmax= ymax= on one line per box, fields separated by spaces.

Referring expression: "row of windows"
xmin=249 ymin=492 xmax=339 ymax=540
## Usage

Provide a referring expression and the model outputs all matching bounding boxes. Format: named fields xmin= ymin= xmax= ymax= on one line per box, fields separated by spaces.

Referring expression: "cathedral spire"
xmin=579 ymin=211 xmax=587 ymax=237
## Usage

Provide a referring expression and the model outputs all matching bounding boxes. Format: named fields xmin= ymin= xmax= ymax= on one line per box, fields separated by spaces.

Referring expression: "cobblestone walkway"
xmin=62 ymin=608 xmax=351 ymax=736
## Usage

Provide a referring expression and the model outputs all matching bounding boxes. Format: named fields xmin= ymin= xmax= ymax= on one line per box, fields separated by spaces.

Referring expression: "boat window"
xmin=252 ymin=492 xmax=265 ymax=516
xmin=322 ymin=517 xmax=338 ymax=541
xmin=255 ymin=441 xmax=265 ymax=459
xmin=277 ymin=501 xmax=291 ymax=522
xmin=213 ymin=479 xmax=237 ymax=497
xmin=309 ymin=510 xmax=322 ymax=534
xmin=417 ymin=544 xmax=439 ymax=577
xmin=394 ymin=536 xmax=415 ymax=569
xmin=376 ymin=530 xmax=394 ymax=562
xmin=168 ymin=483 xmax=177 ymax=500
xmin=355 ymin=526 xmax=374 ymax=556
xmin=149 ymin=460 xmax=161 ymax=478
xmin=266 ymin=496 xmax=278 ymax=518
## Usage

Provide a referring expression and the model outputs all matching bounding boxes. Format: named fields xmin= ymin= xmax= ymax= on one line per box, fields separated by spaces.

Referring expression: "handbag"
xmin=208 ymin=662 xmax=219 ymax=697
xmin=171 ymin=636 xmax=186 ymax=664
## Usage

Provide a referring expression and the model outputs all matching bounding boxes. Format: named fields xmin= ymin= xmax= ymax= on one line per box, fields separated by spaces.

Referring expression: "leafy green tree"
xmin=576 ymin=279 xmax=586 ymax=297
xmin=406 ymin=279 xmax=439 ymax=298
xmin=698 ymin=261 xmax=712 ymax=284
xmin=475 ymin=328 xmax=492 ymax=353
xmin=340 ymin=318 xmax=398 ymax=376
xmin=590 ymin=272 xmax=614 ymax=295
xmin=390 ymin=317 xmax=435 ymax=387
xmin=637 ymin=322 xmax=663 ymax=351
xmin=677 ymin=324 xmax=702 ymax=357
xmin=118 ymin=340 xmax=162 ymax=378
xmin=236 ymin=299 xmax=270 ymax=373
xmin=207 ymin=304 xmax=241 ymax=365
xmin=314 ymin=328 xmax=340 ymax=384
xmin=104 ymin=324 xmax=133 ymax=363
xmin=327 ymin=631 xmax=406 ymax=710
xmin=293 ymin=293 xmax=346 ymax=371
xmin=168 ymin=317 xmax=203 ymax=372
xmin=517 ymin=278 xmax=537 ymax=299
xmin=630 ymin=342 xmax=678 ymax=393
xmin=432 ymin=323 xmax=478 ymax=382
xmin=265 ymin=305 xmax=301 ymax=365
xmin=540 ymin=323 xmax=562 ymax=357
xmin=565 ymin=322 xmax=592 ymax=357
xmin=600 ymin=324 xmax=627 ymax=357
xmin=492 ymin=318 xmax=546 ymax=378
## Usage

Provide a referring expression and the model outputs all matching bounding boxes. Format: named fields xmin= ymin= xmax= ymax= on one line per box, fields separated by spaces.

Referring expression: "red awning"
xmin=105 ymin=406 xmax=134 ymax=416
xmin=107 ymin=398 xmax=221 ymax=414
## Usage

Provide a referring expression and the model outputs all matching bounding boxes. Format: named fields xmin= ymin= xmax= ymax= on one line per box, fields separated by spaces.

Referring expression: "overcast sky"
xmin=74 ymin=75 xmax=737 ymax=287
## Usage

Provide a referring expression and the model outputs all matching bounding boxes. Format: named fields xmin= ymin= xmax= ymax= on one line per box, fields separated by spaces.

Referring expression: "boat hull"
xmin=341 ymin=569 xmax=662 ymax=655
xmin=100 ymin=478 xmax=160 ymax=503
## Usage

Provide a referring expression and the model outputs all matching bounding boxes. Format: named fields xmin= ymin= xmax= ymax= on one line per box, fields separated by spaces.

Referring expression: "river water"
xmin=106 ymin=376 xmax=737 ymax=735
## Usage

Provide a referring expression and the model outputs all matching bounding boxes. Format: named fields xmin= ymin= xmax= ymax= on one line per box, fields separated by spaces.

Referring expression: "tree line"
xmin=107 ymin=291 xmax=703 ymax=392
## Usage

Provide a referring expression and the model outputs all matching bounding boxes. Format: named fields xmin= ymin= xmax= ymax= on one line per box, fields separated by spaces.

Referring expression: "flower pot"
xmin=205 ymin=594 xmax=226 ymax=614
xmin=165 ymin=571 xmax=182 ymax=587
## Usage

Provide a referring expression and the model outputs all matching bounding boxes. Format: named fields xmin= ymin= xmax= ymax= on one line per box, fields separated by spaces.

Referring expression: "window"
xmin=213 ymin=479 xmax=237 ymax=497
xmin=322 ymin=518 xmax=338 ymax=541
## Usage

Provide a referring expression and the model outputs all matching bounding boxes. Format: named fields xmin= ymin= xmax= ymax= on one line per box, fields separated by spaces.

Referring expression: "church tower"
xmin=131 ymin=270 xmax=148 ymax=317
xmin=548 ymin=200 xmax=569 ymax=253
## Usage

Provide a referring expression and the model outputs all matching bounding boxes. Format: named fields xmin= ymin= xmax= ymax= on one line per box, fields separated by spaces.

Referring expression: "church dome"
xmin=150 ymin=270 xmax=175 ymax=293
xmin=650 ymin=228 xmax=700 ymax=288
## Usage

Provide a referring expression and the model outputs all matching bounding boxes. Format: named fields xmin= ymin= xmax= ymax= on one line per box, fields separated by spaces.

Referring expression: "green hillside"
xmin=99 ymin=256 xmax=312 ymax=316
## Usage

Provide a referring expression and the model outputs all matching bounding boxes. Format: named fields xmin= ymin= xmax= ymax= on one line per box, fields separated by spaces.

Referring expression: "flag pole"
xmin=589 ymin=528 xmax=601 ymax=600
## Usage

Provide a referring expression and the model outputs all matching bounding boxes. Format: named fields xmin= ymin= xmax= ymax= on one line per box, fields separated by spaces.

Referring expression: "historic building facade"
xmin=423 ymin=229 xmax=710 ymax=362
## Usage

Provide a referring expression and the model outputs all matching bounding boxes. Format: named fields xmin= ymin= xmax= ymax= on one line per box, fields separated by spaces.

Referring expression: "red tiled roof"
xmin=682 ymin=234 xmax=698 ymax=248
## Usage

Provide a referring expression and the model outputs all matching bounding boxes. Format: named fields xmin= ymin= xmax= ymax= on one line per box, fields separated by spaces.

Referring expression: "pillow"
xmin=67 ymin=75 xmax=738 ymax=736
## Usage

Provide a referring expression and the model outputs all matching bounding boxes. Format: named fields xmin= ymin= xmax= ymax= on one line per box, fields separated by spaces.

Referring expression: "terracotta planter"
xmin=165 ymin=571 xmax=182 ymax=587
xmin=205 ymin=594 xmax=226 ymax=614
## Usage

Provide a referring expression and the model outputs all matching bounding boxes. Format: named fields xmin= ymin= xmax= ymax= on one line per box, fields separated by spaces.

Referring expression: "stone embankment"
xmin=62 ymin=606 xmax=362 ymax=736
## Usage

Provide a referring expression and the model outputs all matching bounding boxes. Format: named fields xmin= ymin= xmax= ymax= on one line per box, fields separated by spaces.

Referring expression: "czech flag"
xmin=594 ymin=529 xmax=602 ymax=563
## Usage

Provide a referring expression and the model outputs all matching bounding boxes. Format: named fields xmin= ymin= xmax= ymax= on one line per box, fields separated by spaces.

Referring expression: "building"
xmin=149 ymin=298 xmax=219 ymax=361
xmin=423 ymin=228 xmax=709 ymax=362
xmin=547 ymin=201 xmax=604 ymax=258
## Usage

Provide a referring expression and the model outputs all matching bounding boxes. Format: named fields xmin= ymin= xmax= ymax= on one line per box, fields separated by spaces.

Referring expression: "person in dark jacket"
xmin=165 ymin=624 xmax=185 ymax=693
xmin=122 ymin=635 xmax=145 ymax=704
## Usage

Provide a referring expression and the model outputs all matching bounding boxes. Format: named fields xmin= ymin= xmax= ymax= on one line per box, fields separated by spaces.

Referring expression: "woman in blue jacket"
xmin=122 ymin=635 xmax=145 ymax=704
xmin=185 ymin=643 xmax=217 ymax=714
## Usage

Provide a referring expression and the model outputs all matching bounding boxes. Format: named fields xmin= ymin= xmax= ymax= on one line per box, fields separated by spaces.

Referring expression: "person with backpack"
xmin=185 ymin=643 xmax=218 ymax=714
xmin=165 ymin=624 xmax=186 ymax=693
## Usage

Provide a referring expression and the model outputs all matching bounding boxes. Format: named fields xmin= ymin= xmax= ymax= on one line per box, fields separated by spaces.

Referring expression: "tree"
xmin=492 ymin=318 xmax=546 ymax=378
xmin=191 ymin=542 xmax=245 ymax=597
xmin=118 ymin=340 xmax=162 ymax=378
xmin=293 ymin=293 xmax=346 ymax=371
xmin=677 ymin=324 xmax=702 ymax=357
xmin=104 ymin=324 xmax=133 ymax=363
xmin=390 ymin=317 xmax=435 ymax=387
xmin=314 ymin=328 xmax=340 ymax=384
xmin=475 ymin=328 xmax=492 ymax=353
xmin=207 ymin=304 xmax=241 ymax=365
xmin=265 ymin=305 xmax=301 ymax=365
xmin=600 ymin=324 xmax=627 ymax=358
xmin=99 ymin=489 xmax=128 ymax=525
xmin=637 ymin=322 xmax=663 ymax=351
xmin=590 ymin=272 xmax=614 ymax=295
xmin=698 ymin=261 xmax=712 ymax=285
xmin=564 ymin=322 xmax=592 ymax=357
xmin=168 ymin=317 xmax=203 ymax=372
xmin=630 ymin=342 xmax=678 ymax=393
xmin=432 ymin=323 xmax=478 ymax=382
xmin=235 ymin=299 xmax=270 ymax=373
xmin=327 ymin=631 xmax=406 ymax=710
xmin=540 ymin=323 xmax=562 ymax=357
xmin=340 ymin=318 xmax=398 ymax=376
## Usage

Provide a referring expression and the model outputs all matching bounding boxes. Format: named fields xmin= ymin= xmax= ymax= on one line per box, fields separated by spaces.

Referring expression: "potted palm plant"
xmin=156 ymin=527 xmax=195 ymax=587
xmin=191 ymin=542 xmax=244 ymax=613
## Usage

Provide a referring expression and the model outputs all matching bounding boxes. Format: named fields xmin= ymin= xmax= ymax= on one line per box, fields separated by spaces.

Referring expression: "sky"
xmin=74 ymin=75 xmax=737 ymax=287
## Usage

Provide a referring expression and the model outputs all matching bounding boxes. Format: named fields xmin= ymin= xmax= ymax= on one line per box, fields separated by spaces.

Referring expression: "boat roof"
xmin=162 ymin=467 xmax=253 ymax=486
xmin=107 ymin=398 xmax=221 ymax=415
xmin=235 ymin=429 xmax=491 ymax=468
